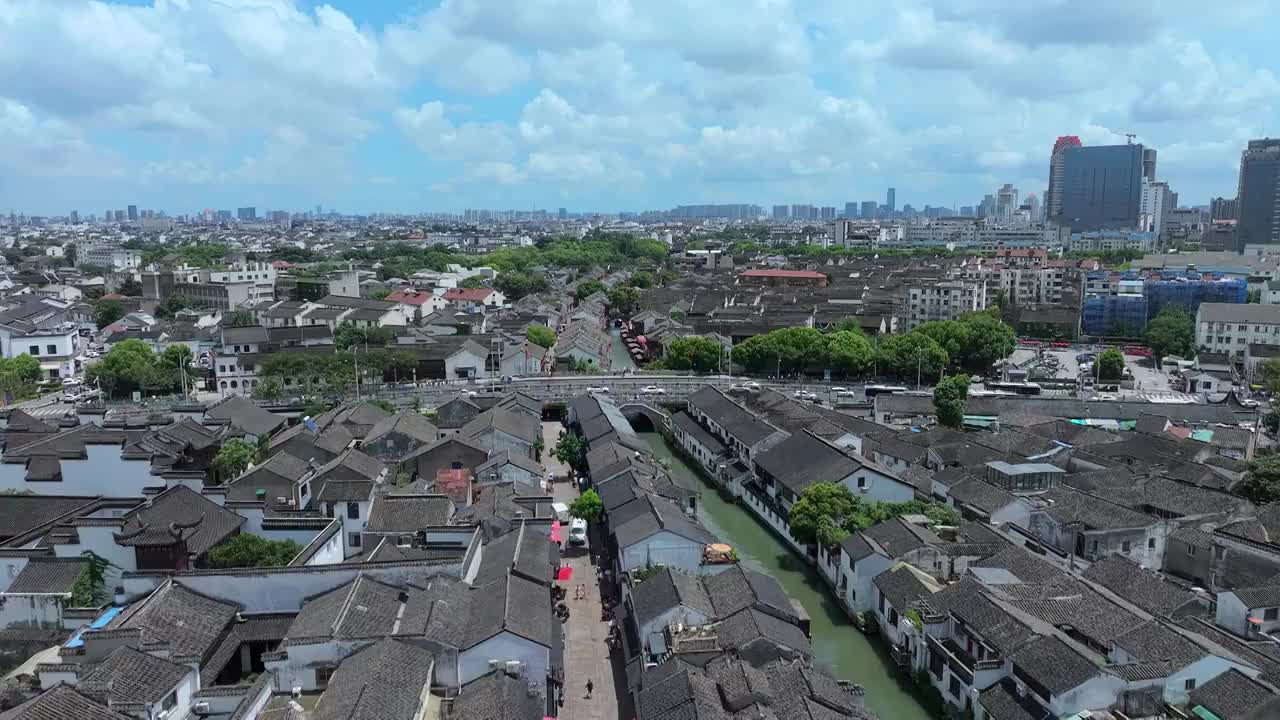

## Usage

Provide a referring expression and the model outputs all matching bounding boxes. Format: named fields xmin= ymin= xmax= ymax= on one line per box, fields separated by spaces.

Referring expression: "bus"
xmin=864 ymin=384 xmax=909 ymax=399
xmin=986 ymin=381 xmax=1043 ymax=396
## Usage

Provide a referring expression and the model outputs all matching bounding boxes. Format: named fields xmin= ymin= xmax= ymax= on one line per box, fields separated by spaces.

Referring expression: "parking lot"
xmin=1006 ymin=343 xmax=1187 ymax=400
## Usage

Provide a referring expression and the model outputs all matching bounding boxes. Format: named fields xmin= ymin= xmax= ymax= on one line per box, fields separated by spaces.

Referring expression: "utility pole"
xmin=353 ymin=346 xmax=361 ymax=402
xmin=916 ymin=353 xmax=922 ymax=391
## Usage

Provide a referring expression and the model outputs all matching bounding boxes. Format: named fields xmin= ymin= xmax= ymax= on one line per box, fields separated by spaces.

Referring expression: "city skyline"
xmin=2 ymin=1 xmax=1278 ymax=216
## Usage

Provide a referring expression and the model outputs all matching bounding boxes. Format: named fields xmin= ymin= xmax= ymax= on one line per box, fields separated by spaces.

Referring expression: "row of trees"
xmin=788 ymin=482 xmax=961 ymax=547
xmin=85 ymin=340 xmax=193 ymax=398
xmin=257 ymin=347 xmax=418 ymax=395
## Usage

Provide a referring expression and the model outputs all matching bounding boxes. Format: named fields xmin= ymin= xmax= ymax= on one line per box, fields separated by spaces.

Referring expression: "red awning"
xmin=549 ymin=520 xmax=562 ymax=543
xmin=556 ymin=567 xmax=573 ymax=581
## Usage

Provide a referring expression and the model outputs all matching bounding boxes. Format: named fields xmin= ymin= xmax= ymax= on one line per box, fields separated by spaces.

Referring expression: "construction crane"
xmin=1115 ymin=131 xmax=1137 ymax=144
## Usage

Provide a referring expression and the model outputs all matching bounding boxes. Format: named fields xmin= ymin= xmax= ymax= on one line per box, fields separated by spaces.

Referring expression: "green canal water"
xmin=640 ymin=432 xmax=934 ymax=720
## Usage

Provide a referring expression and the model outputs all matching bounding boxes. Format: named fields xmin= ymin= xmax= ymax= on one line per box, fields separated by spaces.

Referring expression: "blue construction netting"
xmin=1082 ymin=295 xmax=1149 ymax=335
xmin=1144 ymin=276 xmax=1246 ymax=319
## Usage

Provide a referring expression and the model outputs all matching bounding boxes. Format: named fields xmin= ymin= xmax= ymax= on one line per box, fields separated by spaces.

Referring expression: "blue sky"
xmin=1 ymin=0 xmax=1277 ymax=216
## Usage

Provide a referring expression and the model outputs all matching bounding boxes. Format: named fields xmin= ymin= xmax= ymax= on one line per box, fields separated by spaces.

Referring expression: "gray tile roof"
xmin=754 ymin=431 xmax=871 ymax=496
xmin=703 ymin=565 xmax=797 ymax=622
xmin=0 ymin=684 xmax=131 ymax=720
xmin=1234 ymin=585 xmax=1280 ymax=609
xmin=947 ymin=477 xmax=1019 ymax=514
xmin=1037 ymin=486 xmax=1157 ymax=530
xmin=79 ymin=645 xmax=190 ymax=706
xmin=104 ymin=581 xmax=239 ymax=662
xmin=1114 ymin=620 xmax=1206 ymax=666
xmin=1189 ymin=668 xmax=1278 ymax=720
xmin=286 ymin=575 xmax=410 ymax=641
xmin=204 ymin=395 xmax=286 ymax=436
xmin=364 ymin=494 xmax=454 ymax=532
xmin=1082 ymin=556 xmax=1199 ymax=616
xmin=474 ymin=523 xmax=559 ymax=587
xmin=978 ymin=679 xmax=1045 ymax=720
xmin=631 ymin=567 xmax=715 ymax=630
xmin=4 ymin=557 xmax=86 ymax=595
xmin=450 ymin=670 xmax=546 ymax=720
xmin=461 ymin=406 xmax=541 ymax=444
xmin=462 ymin=572 xmax=553 ymax=649
xmin=928 ymin=578 xmax=1033 ymax=655
xmin=1009 ymin=635 xmax=1100 ymax=695
xmin=872 ymin=565 xmax=935 ymax=612
xmin=313 ymin=638 xmax=435 ymax=720
xmin=114 ymin=485 xmax=244 ymax=557
xmin=363 ymin=410 xmax=439 ymax=446
xmin=715 ymin=606 xmax=811 ymax=656
xmin=688 ymin=386 xmax=783 ymax=446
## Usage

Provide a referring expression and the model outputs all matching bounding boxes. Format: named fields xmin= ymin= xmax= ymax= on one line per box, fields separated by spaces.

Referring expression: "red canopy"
xmin=549 ymin=520 xmax=562 ymax=543
xmin=556 ymin=567 xmax=574 ymax=581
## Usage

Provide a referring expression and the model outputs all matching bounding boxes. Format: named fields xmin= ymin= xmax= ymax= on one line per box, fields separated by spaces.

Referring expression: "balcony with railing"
xmin=926 ymin=635 xmax=1002 ymax=687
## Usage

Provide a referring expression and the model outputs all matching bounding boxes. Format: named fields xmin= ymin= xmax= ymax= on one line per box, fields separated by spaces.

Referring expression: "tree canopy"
xmin=0 ymin=354 xmax=42 ymax=394
xmin=213 ymin=439 xmax=260 ymax=479
xmin=553 ymin=431 xmax=587 ymax=473
xmin=914 ymin=310 xmax=1016 ymax=372
xmin=86 ymin=339 xmax=182 ymax=398
xmin=569 ymin=488 xmax=603 ymax=522
xmin=878 ymin=332 xmax=949 ymax=382
xmin=731 ymin=327 xmax=829 ymax=375
xmin=526 ymin=324 xmax=557 ymax=349
xmin=574 ymin=279 xmax=606 ymax=301
xmin=334 ymin=322 xmax=396 ymax=351
xmin=824 ymin=331 xmax=876 ymax=376
xmin=607 ymin=285 xmax=642 ymax=315
xmin=207 ymin=534 xmax=304 ymax=568
xmin=660 ymin=336 xmax=723 ymax=372
xmin=493 ymin=271 xmax=548 ymax=300
xmin=1239 ymin=454 xmax=1280 ymax=505
xmin=1095 ymin=348 xmax=1125 ymax=381
xmin=95 ymin=299 xmax=125 ymax=329
xmin=1143 ymin=307 xmax=1195 ymax=364
xmin=933 ymin=374 xmax=971 ymax=428
xmin=787 ymin=482 xmax=961 ymax=546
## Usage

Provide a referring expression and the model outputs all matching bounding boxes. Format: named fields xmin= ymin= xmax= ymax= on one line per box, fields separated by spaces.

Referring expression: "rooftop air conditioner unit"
xmin=192 ymin=701 xmax=211 ymax=714
xmin=291 ymin=686 xmax=302 ymax=699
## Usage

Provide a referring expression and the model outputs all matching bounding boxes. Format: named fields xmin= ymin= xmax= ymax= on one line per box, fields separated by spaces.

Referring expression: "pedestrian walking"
xmin=585 ymin=679 xmax=594 ymax=699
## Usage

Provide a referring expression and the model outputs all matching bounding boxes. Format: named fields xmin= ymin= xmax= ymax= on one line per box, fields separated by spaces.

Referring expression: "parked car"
xmin=568 ymin=518 xmax=588 ymax=545
xmin=62 ymin=391 xmax=80 ymax=404
xmin=743 ymin=381 xmax=761 ymax=390
xmin=586 ymin=386 xmax=610 ymax=394
xmin=640 ymin=385 xmax=666 ymax=395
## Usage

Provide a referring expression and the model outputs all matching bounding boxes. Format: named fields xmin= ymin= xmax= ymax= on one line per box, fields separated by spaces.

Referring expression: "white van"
xmin=552 ymin=502 xmax=571 ymax=523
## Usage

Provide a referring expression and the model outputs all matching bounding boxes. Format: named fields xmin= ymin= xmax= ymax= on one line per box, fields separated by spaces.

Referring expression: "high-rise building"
xmin=1140 ymin=179 xmax=1170 ymax=234
xmin=861 ymin=201 xmax=877 ymax=220
xmin=1143 ymin=148 xmax=1158 ymax=181
xmin=558 ymin=207 xmax=567 ymax=220
xmin=960 ymin=206 xmax=975 ymax=217
xmin=105 ymin=209 xmax=112 ymax=223
xmin=995 ymin=184 xmax=1019 ymax=220
xmin=844 ymin=202 xmax=857 ymax=218
xmin=237 ymin=207 xmax=257 ymax=221
xmin=1237 ymin=138 xmax=1280 ymax=245
xmin=978 ymin=195 xmax=996 ymax=218
xmin=127 ymin=205 xmax=137 ymax=221
xmin=69 ymin=211 xmax=79 ymax=224
xmin=1045 ymin=135 xmax=1082 ymax=222
xmin=1210 ymin=196 xmax=1239 ymax=220
xmin=1024 ymin=193 xmax=1040 ymax=222
xmin=1059 ymin=143 xmax=1147 ymax=231
xmin=820 ymin=206 xmax=836 ymax=220
xmin=886 ymin=188 xmax=896 ymax=214
xmin=772 ymin=205 xmax=789 ymax=220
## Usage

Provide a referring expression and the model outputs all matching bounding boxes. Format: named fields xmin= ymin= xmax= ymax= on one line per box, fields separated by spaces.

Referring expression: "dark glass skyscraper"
xmin=1237 ymin=138 xmax=1280 ymax=245
xmin=886 ymin=187 xmax=896 ymax=213
xmin=1046 ymin=135 xmax=1082 ymax=222
xmin=1059 ymin=143 xmax=1147 ymax=231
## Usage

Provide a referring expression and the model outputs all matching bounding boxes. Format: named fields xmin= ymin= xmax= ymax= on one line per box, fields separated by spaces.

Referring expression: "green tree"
xmin=1239 ymin=454 xmax=1280 ymax=504
xmin=95 ymin=299 xmax=125 ymax=329
xmin=661 ymin=336 xmax=723 ymax=372
xmin=1263 ymin=411 xmax=1280 ymax=436
xmin=154 ymin=294 xmax=194 ymax=320
xmin=788 ymin=483 xmax=861 ymax=546
xmin=225 ymin=309 xmax=256 ymax=326
xmin=825 ymin=331 xmax=875 ymax=376
xmin=213 ymin=439 xmax=259 ymax=479
xmin=1095 ymin=348 xmax=1125 ymax=381
xmin=69 ymin=551 xmax=113 ymax=607
xmin=334 ymin=322 xmax=395 ymax=350
xmin=118 ymin=277 xmax=143 ymax=297
xmin=86 ymin=339 xmax=176 ymax=398
xmin=834 ymin=317 xmax=867 ymax=334
xmin=553 ymin=431 xmax=587 ymax=473
xmin=252 ymin=377 xmax=285 ymax=402
xmin=369 ymin=288 xmax=391 ymax=300
xmin=630 ymin=271 xmax=654 ymax=288
xmin=207 ymin=534 xmax=304 ymax=568
xmin=933 ymin=374 xmax=971 ymax=428
xmin=1143 ymin=307 xmax=1195 ymax=365
xmin=607 ymin=285 xmax=642 ymax=315
xmin=494 ymin=271 xmax=549 ymax=300
xmin=159 ymin=344 xmax=193 ymax=370
xmin=0 ymin=354 xmax=42 ymax=388
xmin=527 ymin=324 xmax=557 ymax=349
xmin=914 ymin=320 xmax=972 ymax=361
xmin=958 ymin=311 xmax=1017 ymax=371
xmin=1263 ymin=359 xmax=1280 ymax=395
xmin=731 ymin=327 xmax=829 ymax=375
xmin=574 ymin=279 xmax=606 ymax=301
xmin=569 ymin=488 xmax=603 ymax=522
xmin=878 ymin=332 xmax=948 ymax=383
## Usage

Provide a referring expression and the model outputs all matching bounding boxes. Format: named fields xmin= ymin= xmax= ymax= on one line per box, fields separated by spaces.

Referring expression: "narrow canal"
xmin=639 ymin=432 xmax=934 ymax=720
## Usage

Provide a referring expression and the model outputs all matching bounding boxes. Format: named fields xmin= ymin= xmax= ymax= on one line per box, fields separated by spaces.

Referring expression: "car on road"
xmin=743 ymin=381 xmax=761 ymax=390
xmin=829 ymin=386 xmax=848 ymax=393
xmin=62 ymin=391 xmax=80 ymax=403
xmin=728 ymin=384 xmax=748 ymax=393
xmin=640 ymin=385 xmax=666 ymax=395
xmin=568 ymin=518 xmax=588 ymax=545
xmin=586 ymin=386 xmax=610 ymax=394
xmin=793 ymin=389 xmax=817 ymax=400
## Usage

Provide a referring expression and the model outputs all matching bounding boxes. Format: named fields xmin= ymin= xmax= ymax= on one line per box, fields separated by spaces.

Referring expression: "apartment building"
xmin=80 ymin=246 xmax=142 ymax=270
xmin=903 ymin=279 xmax=986 ymax=330
xmin=1196 ymin=303 xmax=1280 ymax=356
xmin=210 ymin=261 xmax=276 ymax=302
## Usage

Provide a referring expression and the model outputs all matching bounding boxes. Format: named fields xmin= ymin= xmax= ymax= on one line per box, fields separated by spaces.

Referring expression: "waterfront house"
xmin=608 ymin=493 xmax=718 ymax=576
